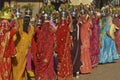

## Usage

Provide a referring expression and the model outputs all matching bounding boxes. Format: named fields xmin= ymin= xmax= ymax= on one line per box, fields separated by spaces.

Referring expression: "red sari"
xmin=56 ymin=18 xmax=73 ymax=80
xmin=31 ymin=30 xmax=37 ymax=74
xmin=35 ymin=21 xmax=56 ymax=80
xmin=0 ymin=20 xmax=16 ymax=80
xmin=90 ymin=17 xmax=100 ymax=68
xmin=80 ymin=16 xmax=92 ymax=74
xmin=31 ymin=37 xmax=37 ymax=67
xmin=113 ymin=18 xmax=120 ymax=55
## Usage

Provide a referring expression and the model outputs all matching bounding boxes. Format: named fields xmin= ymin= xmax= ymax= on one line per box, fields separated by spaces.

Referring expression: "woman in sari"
xmin=34 ymin=13 xmax=56 ymax=80
xmin=80 ymin=7 xmax=92 ymax=73
xmin=56 ymin=11 xmax=73 ymax=80
xmin=12 ymin=8 xmax=34 ymax=80
xmin=0 ymin=7 xmax=18 ymax=80
xmin=90 ymin=13 xmax=100 ymax=68
xmin=113 ymin=12 xmax=120 ymax=56
xmin=99 ymin=16 xmax=119 ymax=64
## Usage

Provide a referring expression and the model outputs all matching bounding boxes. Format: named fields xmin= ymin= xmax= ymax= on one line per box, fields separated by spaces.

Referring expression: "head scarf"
xmin=0 ymin=20 xmax=10 ymax=36
xmin=23 ymin=16 xmax=30 ymax=33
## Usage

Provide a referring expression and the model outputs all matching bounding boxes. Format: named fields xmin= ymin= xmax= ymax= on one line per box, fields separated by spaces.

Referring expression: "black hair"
xmin=23 ymin=16 xmax=30 ymax=33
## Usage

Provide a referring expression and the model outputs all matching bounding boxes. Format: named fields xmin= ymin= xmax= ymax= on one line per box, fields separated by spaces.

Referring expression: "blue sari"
xmin=99 ymin=17 xmax=119 ymax=63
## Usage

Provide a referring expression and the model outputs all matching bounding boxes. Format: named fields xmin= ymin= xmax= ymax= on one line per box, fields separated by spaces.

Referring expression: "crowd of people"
xmin=0 ymin=0 xmax=120 ymax=80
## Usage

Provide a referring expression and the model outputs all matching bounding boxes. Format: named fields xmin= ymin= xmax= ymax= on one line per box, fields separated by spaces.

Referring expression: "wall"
xmin=70 ymin=0 xmax=93 ymax=5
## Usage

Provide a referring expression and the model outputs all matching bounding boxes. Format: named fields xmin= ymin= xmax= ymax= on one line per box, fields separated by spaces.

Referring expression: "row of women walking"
xmin=0 ymin=2 xmax=120 ymax=80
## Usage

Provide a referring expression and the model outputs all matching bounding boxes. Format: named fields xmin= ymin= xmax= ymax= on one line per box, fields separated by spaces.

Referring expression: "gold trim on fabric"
xmin=0 ymin=32 xmax=10 ymax=58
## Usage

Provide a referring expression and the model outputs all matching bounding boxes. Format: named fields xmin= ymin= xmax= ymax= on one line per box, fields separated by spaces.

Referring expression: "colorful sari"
xmin=12 ymin=19 xmax=34 ymax=80
xmin=90 ymin=18 xmax=100 ymax=68
xmin=35 ymin=21 xmax=56 ymax=80
xmin=26 ymin=47 xmax=34 ymax=77
xmin=56 ymin=18 xmax=73 ymax=80
xmin=99 ymin=17 xmax=119 ymax=63
xmin=31 ymin=37 xmax=37 ymax=68
xmin=80 ymin=16 xmax=92 ymax=74
xmin=0 ymin=20 xmax=16 ymax=80
xmin=113 ymin=18 xmax=120 ymax=55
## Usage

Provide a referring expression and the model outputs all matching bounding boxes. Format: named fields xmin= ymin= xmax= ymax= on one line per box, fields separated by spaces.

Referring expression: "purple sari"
xmin=90 ymin=18 xmax=100 ymax=68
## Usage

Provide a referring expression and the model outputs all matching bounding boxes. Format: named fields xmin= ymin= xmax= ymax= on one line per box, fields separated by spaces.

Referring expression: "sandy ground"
xmin=30 ymin=59 xmax=120 ymax=80
xmin=78 ymin=59 xmax=120 ymax=80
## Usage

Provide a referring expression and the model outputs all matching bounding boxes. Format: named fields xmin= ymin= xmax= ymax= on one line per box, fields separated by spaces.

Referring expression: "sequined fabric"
xmin=56 ymin=18 xmax=73 ymax=80
xmin=0 ymin=20 xmax=16 ymax=80
xmin=35 ymin=21 xmax=56 ymax=80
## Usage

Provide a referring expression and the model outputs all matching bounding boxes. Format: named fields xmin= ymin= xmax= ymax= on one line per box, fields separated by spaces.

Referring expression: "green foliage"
xmin=40 ymin=5 xmax=55 ymax=14
xmin=2 ymin=7 xmax=12 ymax=12
xmin=59 ymin=4 xmax=73 ymax=11
xmin=22 ymin=4 xmax=34 ymax=10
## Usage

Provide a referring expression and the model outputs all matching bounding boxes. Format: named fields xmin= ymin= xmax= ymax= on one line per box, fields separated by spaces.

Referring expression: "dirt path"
xmin=31 ymin=59 xmax=120 ymax=80
xmin=78 ymin=59 xmax=120 ymax=80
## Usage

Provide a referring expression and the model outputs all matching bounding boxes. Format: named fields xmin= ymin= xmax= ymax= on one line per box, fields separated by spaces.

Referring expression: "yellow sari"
xmin=12 ymin=19 xmax=34 ymax=80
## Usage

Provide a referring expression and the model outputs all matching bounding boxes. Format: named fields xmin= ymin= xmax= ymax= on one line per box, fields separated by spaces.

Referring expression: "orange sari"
xmin=80 ymin=16 xmax=92 ymax=74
